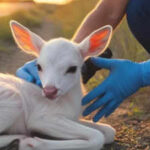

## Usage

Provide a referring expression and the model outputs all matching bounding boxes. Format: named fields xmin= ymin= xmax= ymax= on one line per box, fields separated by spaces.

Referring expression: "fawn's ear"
xmin=78 ymin=25 xmax=112 ymax=59
xmin=10 ymin=20 xmax=45 ymax=57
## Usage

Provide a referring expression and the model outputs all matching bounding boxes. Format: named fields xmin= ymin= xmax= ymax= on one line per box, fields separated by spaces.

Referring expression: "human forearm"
xmin=73 ymin=0 xmax=130 ymax=43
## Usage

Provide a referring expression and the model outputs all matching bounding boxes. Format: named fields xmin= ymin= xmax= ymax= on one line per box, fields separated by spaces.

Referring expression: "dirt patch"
xmin=101 ymin=101 xmax=150 ymax=150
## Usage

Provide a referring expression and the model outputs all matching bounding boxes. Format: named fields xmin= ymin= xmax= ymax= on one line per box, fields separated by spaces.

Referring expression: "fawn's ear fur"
xmin=10 ymin=20 xmax=45 ymax=57
xmin=78 ymin=25 xmax=112 ymax=59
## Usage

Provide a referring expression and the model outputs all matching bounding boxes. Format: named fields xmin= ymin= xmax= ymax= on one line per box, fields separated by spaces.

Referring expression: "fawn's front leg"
xmin=80 ymin=120 xmax=116 ymax=144
xmin=25 ymin=116 xmax=105 ymax=150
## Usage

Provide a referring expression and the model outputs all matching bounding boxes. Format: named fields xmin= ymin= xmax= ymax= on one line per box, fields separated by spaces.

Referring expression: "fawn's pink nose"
xmin=43 ymin=86 xmax=58 ymax=99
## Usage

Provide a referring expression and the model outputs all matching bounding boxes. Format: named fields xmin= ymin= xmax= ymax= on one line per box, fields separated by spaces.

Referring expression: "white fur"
xmin=0 ymin=21 xmax=115 ymax=150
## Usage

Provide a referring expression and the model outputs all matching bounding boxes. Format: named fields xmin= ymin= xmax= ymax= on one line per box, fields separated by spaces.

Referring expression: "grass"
xmin=0 ymin=44 xmax=9 ymax=53
xmin=49 ymin=0 xmax=99 ymax=38
xmin=0 ymin=2 xmax=59 ymax=44
xmin=0 ymin=7 xmax=43 ymax=42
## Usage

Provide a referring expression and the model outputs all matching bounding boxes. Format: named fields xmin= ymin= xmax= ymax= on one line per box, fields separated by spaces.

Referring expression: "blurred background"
xmin=0 ymin=0 xmax=149 ymax=149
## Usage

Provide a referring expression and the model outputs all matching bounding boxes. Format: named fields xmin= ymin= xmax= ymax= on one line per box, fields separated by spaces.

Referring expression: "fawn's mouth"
xmin=42 ymin=90 xmax=59 ymax=100
xmin=42 ymin=86 xmax=59 ymax=100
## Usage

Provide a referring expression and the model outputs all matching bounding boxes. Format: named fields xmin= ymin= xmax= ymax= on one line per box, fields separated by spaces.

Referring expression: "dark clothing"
xmin=82 ymin=48 xmax=112 ymax=84
xmin=127 ymin=0 xmax=150 ymax=53
xmin=82 ymin=0 xmax=150 ymax=83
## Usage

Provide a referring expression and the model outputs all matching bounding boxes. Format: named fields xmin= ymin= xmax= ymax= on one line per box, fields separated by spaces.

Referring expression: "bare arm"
xmin=73 ymin=0 xmax=130 ymax=43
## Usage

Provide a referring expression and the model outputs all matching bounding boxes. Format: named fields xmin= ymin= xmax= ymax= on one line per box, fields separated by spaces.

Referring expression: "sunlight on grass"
xmin=49 ymin=0 xmax=99 ymax=38
xmin=34 ymin=0 xmax=72 ymax=4
xmin=0 ymin=8 xmax=43 ymax=41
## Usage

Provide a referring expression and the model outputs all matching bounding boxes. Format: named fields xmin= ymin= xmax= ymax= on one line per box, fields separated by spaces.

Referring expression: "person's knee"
xmin=127 ymin=0 xmax=150 ymax=31
xmin=127 ymin=0 xmax=144 ymax=29
xmin=126 ymin=0 xmax=150 ymax=52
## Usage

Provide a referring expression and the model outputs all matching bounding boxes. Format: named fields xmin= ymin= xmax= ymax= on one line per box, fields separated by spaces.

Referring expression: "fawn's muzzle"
xmin=43 ymin=86 xmax=58 ymax=100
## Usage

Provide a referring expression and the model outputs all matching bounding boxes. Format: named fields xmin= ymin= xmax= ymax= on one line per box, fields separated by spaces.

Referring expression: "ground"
xmin=83 ymin=90 xmax=150 ymax=150
xmin=101 ymin=100 xmax=150 ymax=150
xmin=0 ymin=10 xmax=150 ymax=150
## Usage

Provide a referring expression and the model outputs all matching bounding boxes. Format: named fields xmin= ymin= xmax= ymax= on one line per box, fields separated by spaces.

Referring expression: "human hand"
xmin=16 ymin=59 xmax=42 ymax=87
xmin=82 ymin=57 xmax=150 ymax=122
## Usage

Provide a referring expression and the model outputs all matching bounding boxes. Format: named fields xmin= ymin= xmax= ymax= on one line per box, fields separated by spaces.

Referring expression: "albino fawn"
xmin=0 ymin=21 xmax=115 ymax=150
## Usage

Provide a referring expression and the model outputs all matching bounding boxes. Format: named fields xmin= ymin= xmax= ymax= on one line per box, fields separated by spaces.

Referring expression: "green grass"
xmin=0 ymin=2 xmax=59 ymax=42
xmin=0 ymin=44 xmax=9 ymax=53
xmin=49 ymin=0 xmax=99 ymax=38
xmin=0 ymin=7 xmax=43 ymax=42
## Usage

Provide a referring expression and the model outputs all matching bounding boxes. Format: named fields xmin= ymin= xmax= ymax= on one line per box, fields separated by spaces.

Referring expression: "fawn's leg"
xmin=0 ymin=84 xmax=22 ymax=133
xmin=0 ymin=84 xmax=25 ymax=148
xmin=25 ymin=116 xmax=105 ymax=150
xmin=80 ymin=119 xmax=116 ymax=144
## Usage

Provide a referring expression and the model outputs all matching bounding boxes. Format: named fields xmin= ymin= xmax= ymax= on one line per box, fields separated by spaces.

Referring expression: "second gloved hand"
xmin=16 ymin=59 xmax=42 ymax=87
xmin=82 ymin=57 xmax=150 ymax=122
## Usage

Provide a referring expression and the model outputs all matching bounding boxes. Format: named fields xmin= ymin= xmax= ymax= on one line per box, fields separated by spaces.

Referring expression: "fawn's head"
xmin=10 ymin=21 xmax=112 ymax=100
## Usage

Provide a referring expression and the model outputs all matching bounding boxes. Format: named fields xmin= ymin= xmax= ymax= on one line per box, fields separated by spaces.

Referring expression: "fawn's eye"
xmin=37 ymin=64 xmax=42 ymax=72
xmin=66 ymin=66 xmax=77 ymax=74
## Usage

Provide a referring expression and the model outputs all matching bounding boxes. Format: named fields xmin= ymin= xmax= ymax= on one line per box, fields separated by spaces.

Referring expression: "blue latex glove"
xmin=82 ymin=57 xmax=150 ymax=122
xmin=16 ymin=59 xmax=42 ymax=87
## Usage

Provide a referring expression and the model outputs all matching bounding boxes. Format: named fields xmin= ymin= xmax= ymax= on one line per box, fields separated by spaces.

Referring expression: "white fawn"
xmin=0 ymin=21 xmax=115 ymax=150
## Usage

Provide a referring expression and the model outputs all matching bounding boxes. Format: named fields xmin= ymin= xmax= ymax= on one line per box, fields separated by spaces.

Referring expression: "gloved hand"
xmin=82 ymin=57 xmax=150 ymax=122
xmin=16 ymin=59 xmax=42 ymax=87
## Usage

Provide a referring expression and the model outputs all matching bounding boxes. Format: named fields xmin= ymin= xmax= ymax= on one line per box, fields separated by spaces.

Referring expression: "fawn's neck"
xmin=57 ymin=79 xmax=83 ymax=120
